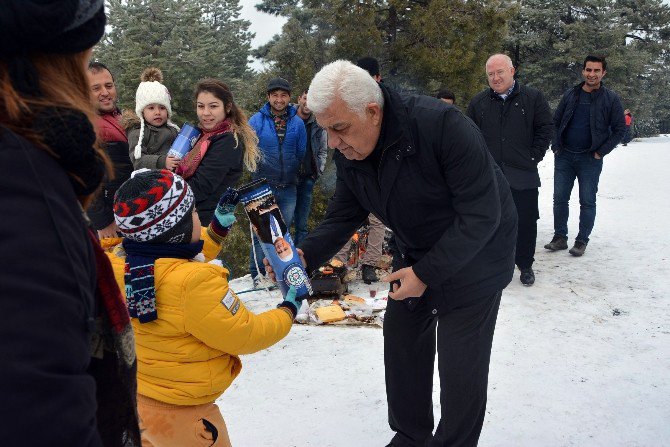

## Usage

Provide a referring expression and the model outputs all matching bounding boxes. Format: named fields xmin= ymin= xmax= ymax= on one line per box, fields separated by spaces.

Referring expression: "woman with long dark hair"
xmin=0 ymin=1 xmax=140 ymax=445
xmin=176 ymin=78 xmax=260 ymax=225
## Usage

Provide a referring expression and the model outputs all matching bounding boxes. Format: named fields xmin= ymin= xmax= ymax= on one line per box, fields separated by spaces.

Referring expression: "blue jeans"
xmin=293 ymin=177 xmax=316 ymax=247
xmin=553 ymin=151 xmax=603 ymax=243
xmin=249 ymin=184 xmax=297 ymax=278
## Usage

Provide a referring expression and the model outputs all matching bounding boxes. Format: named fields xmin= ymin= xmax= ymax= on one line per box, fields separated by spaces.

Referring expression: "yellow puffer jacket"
xmin=107 ymin=228 xmax=293 ymax=405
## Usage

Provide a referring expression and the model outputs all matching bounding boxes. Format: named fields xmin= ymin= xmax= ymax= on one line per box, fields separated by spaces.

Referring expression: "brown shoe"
xmin=569 ymin=241 xmax=587 ymax=256
xmin=544 ymin=236 xmax=568 ymax=251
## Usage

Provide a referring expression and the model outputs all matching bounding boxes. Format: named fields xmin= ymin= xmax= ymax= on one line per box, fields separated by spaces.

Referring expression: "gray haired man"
xmin=299 ymin=60 xmax=517 ymax=446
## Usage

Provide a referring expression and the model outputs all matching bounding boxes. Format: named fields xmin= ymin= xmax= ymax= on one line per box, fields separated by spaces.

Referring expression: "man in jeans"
xmin=545 ymin=55 xmax=626 ymax=256
xmin=293 ymin=90 xmax=328 ymax=246
xmin=249 ymin=78 xmax=306 ymax=287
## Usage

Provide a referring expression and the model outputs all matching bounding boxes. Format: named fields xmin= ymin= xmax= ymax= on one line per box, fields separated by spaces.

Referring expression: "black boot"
xmin=520 ymin=267 xmax=535 ymax=286
xmin=361 ymin=264 xmax=378 ymax=284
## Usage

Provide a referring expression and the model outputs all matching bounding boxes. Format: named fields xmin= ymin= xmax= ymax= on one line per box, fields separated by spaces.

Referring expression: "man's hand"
xmin=97 ymin=221 xmax=120 ymax=239
xmin=264 ymin=248 xmax=307 ymax=282
xmin=593 ymin=152 xmax=602 ymax=160
xmin=385 ymin=267 xmax=427 ymax=301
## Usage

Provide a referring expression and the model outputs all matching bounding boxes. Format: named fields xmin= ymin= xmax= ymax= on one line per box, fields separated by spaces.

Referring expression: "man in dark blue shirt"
xmin=545 ymin=55 xmax=626 ymax=256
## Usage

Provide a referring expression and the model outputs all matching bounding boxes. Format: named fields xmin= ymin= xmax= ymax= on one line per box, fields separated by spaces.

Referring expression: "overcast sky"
xmin=240 ymin=0 xmax=286 ymax=69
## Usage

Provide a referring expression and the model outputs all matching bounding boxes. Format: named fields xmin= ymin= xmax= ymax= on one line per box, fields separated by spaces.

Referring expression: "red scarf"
xmin=87 ymin=229 xmax=141 ymax=446
xmin=176 ymin=119 xmax=232 ymax=180
xmin=89 ymin=229 xmax=130 ymax=332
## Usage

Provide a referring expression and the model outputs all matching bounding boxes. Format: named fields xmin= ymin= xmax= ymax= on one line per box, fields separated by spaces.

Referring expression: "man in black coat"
xmin=545 ymin=55 xmax=626 ymax=257
xmin=300 ymin=60 xmax=517 ymax=446
xmin=467 ymin=54 xmax=553 ymax=286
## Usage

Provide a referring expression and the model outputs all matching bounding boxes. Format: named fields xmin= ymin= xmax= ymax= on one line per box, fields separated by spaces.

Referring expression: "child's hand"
xmin=165 ymin=156 xmax=179 ymax=171
xmin=207 ymin=188 xmax=239 ymax=240
xmin=277 ymin=286 xmax=301 ymax=318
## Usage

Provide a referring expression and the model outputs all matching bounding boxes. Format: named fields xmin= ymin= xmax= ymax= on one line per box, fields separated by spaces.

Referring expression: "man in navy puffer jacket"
xmin=545 ymin=55 xmax=625 ymax=257
xmin=249 ymin=78 xmax=307 ymax=286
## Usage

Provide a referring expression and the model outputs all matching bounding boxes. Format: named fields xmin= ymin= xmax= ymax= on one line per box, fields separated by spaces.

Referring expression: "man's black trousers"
xmin=510 ymin=188 xmax=539 ymax=270
xmin=384 ymin=290 xmax=502 ymax=447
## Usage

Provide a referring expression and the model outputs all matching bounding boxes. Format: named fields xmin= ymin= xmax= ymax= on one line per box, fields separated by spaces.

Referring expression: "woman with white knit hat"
xmin=124 ymin=67 xmax=181 ymax=171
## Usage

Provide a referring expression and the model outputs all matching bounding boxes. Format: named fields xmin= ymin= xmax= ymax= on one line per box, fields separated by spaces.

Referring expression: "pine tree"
xmin=253 ymin=0 xmax=516 ymax=101
xmin=95 ymin=0 xmax=254 ymax=124
xmin=506 ymin=0 xmax=670 ymax=134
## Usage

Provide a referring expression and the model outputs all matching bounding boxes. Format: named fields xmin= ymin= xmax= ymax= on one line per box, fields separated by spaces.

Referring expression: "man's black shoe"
xmin=520 ymin=267 xmax=535 ymax=286
xmin=544 ymin=235 xmax=568 ymax=251
xmin=361 ymin=264 xmax=378 ymax=284
xmin=569 ymin=241 xmax=587 ymax=257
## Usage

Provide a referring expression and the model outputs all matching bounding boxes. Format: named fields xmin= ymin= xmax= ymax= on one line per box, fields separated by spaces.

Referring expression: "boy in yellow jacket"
xmin=107 ymin=169 xmax=300 ymax=446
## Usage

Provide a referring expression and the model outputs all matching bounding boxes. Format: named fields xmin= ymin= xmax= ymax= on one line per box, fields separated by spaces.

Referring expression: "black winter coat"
xmin=301 ymin=86 xmax=517 ymax=311
xmin=0 ymin=128 xmax=101 ymax=446
xmin=187 ymin=132 xmax=244 ymax=226
xmin=553 ymin=82 xmax=626 ymax=156
xmin=87 ymin=140 xmax=134 ymax=229
xmin=467 ymin=82 xmax=553 ymax=187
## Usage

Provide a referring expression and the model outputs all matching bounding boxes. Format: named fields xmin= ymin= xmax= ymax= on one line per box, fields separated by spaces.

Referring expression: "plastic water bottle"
xmin=167 ymin=123 xmax=201 ymax=159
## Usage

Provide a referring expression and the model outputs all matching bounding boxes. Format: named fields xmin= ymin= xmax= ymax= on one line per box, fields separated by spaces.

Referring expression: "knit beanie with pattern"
xmin=114 ymin=169 xmax=194 ymax=243
xmin=133 ymin=67 xmax=176 ymax=159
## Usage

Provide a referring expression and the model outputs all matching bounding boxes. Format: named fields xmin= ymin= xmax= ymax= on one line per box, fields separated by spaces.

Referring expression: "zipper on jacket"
xmin=277 ymin=133 xmax=284 ymax=185
xmin=560 ymin=87 xmax=580 ymax=139
xmin=378 ymin=136 xmax=402 ymax=187
xmin=497 ymin=97 xmax=506 ymax=164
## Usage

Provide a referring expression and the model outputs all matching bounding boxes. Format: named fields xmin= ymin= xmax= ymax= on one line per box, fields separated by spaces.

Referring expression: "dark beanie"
xmin=267 ymin=77 xmax=292 ymax=94
xmin=114 ymin=170 xmax=195 ymax=244
xmin=0 ymin=0 xmax=106 ymax=57
xmin=356 ymin=57 xmax=380 ymax=77
xmin=0 ymin=1 xmax=106 ymax=96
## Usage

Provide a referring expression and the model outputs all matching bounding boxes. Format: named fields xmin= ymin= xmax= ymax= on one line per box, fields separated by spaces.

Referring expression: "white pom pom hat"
xmin=133 ymin=68 xmax=177 ymax=159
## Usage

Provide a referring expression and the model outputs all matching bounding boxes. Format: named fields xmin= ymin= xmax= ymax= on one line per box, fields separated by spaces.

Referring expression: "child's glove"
xmin=277 ymin=286 xmax=302 ymax=319
xmin=207 ymin=188 xmax=239 ymax=242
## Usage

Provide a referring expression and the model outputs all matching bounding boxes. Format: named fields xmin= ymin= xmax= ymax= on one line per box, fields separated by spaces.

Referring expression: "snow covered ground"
xmin=218 ymin=136 xmax=670 ymax=446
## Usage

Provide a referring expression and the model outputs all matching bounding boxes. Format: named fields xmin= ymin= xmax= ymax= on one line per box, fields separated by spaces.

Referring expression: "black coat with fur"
xmin=123 ymin=111 xmax=179 ymax=170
